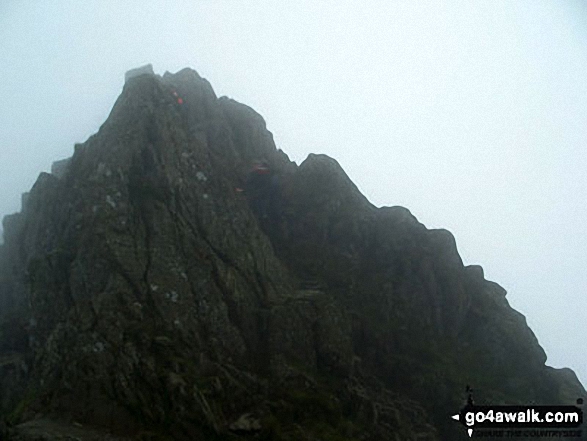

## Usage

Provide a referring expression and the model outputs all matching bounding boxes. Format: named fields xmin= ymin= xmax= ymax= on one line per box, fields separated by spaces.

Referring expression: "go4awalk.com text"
xmin=452 ymin=402 xmax=584 ymax=438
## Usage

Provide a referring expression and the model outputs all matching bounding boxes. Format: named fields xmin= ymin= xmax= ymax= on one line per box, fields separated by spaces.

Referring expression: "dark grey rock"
xmin=50 ymin=157 xmax=70 ymax=179
xmin=124 ymin=64 xmax=154 ymax=83
xmin=0 ymin=66 xmax=583 ymax=441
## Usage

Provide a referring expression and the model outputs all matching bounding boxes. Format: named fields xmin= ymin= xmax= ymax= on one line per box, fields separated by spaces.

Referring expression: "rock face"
xmin=50 ymin=158 xmax=71 ymax=179
xmin=0 ymin=67 xmax=584 ymax=441
xmin=124 ymin=64 xmax=155 ymax=83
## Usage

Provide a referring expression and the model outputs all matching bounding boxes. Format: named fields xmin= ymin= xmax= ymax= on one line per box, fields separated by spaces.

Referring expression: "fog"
xmin=1 ymin=1 xmax=585 ymax=387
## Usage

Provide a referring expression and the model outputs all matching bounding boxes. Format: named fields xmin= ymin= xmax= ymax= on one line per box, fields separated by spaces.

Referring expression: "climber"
xmin=171 ymin=90 xmax=184 ymax=104
xmin=244 ymin=160 xmax=279 ymax=219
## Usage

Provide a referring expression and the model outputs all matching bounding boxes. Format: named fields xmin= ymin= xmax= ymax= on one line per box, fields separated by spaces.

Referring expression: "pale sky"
xmin=1 ymin=1 xmax=586 ymax=387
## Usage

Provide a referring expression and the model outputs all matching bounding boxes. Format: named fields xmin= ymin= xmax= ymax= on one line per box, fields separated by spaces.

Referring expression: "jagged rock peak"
xmin=0 ymin=65 xmax=584 ymax=441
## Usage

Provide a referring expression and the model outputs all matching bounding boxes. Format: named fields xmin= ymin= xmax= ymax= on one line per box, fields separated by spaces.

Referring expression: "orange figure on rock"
xmin=171 ymin=91 xmax=183 ymax=104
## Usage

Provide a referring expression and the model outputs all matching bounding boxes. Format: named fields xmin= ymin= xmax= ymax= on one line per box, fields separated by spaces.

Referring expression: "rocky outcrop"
xmin=50 ymin=157 xmax=71 ymax=179
xmin=0 ymin=67 xmax=584 ymax=441
xmin=124 ymin=64 xmax=155 ymax=83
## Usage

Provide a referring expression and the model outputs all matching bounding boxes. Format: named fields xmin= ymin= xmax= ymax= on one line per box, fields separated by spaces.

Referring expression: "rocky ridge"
xmin=0 ymin=67 xmax=584 ymax=440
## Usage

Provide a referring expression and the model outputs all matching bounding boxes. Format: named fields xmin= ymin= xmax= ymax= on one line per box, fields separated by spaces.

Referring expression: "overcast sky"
xmin=1 ymin=1 xmax=585 ymax=387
